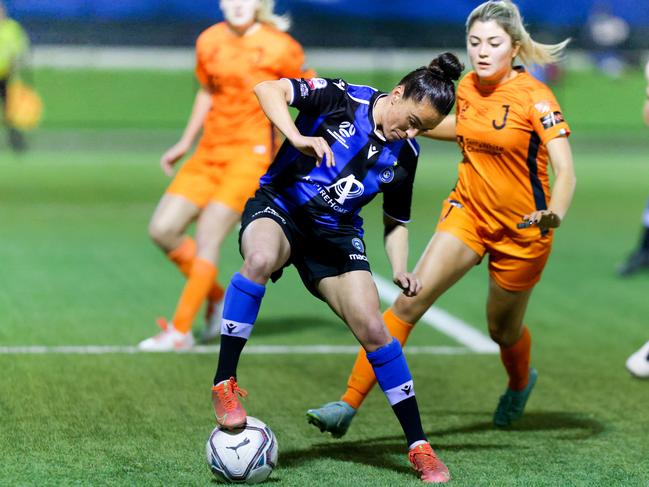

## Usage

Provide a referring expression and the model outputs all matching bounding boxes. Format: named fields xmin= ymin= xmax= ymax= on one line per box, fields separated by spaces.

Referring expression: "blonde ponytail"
xmin=467 ymin=0 xmax=569 ymax=66
xmin=257 ymin=0 xmax=291 ymax=32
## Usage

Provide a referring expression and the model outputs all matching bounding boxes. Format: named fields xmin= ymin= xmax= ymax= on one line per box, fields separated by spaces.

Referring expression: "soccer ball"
xmin=206 ymin=416 xmax=278 ymax=483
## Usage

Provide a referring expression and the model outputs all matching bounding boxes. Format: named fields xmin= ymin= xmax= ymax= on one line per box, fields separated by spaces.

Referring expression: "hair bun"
xmin=428 ymin=52 xmax=464 ymax=82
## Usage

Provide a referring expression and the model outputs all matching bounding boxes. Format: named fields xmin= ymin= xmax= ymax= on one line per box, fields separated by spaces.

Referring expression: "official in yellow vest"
xmin=0 ymin=1 xmax=29 ymax=151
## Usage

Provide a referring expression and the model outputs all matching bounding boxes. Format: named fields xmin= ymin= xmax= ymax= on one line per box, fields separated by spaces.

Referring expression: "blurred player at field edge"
xmin=308 ymin=0 xmax=576 ymax=433
xmin=0 ymin=1 xmax=28 ymax=152
xmin=623 ymin=65 xmax=649 ymax=379
xmin=617 ymin=62 xmax=649 ymax=277
xmin=138 ymin=0 xmax=314 ymax=351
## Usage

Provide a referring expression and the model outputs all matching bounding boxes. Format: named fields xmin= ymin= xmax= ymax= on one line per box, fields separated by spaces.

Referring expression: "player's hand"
xmin=289 ymin=135 xmax=335 ymax=168
xmin=520 ymin=210 xmax=561 ymax=231
xmin=393 ymin=272 xmax=422 ymax=297
xmin=160 ymin=141 xmax=190 ymax=176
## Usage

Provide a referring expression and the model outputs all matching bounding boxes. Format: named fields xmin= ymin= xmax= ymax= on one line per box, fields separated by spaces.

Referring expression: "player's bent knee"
xmin=357 ymin=321 xmax=392 ymax=352
xmin=148 ymin=220 xmax=181 ymax=248
xmin=242 ymin=251 xmax=277 ymax=281
xmin=487 ymin=323 xmax=520 ymax=347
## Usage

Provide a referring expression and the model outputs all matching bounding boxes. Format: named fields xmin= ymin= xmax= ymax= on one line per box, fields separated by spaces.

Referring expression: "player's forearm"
xmin=254 ymin=80 xmax=301 ymax=142
xmin=643 ymin=97 xmax=649 ymax=127
xmin=547 ymin=157 xmax=576 ymax=222
xmin=421 ymin=114 xmax=457 ymax=141
xmin=179 ymin=88 xmax=212 ymax=146
xmin=548 ymin=171 xmax=576 ymax=222
xmin=384 ymin=221 xmax=409 ymax=276
xmin=546 ymin=138 xmax=576 ymax=221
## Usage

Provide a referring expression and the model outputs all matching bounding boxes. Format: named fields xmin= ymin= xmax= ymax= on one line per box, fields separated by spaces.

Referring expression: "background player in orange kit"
xmin=617 ymin=62 xmax=649 ymax=277
xmin=622 ymin=67 xmax=649 ymax=378
xmin=307 ymin=0 xmax=577 ymax=433
xmin=139 ymin=0 xmax=314 ymax=351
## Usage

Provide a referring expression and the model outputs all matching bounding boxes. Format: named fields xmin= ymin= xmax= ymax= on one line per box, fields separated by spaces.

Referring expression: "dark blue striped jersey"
xmin=258 ymin=77 xmax=419 ymax=237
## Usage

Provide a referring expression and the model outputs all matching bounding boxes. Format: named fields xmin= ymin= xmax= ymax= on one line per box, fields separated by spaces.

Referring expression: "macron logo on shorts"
xmin=385 ymin=380 xmax=415 ymax=406
xmin=220 ymin=319 xmax=254 ymax=340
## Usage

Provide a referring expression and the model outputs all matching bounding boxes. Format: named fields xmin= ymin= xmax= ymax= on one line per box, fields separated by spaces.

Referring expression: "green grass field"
xmin=0 ymin=68 xmax=648 ymax=486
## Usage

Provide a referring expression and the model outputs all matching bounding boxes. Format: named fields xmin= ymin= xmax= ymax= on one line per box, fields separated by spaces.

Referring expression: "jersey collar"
xmin=369 ymin=92 xmax=388 ymax=142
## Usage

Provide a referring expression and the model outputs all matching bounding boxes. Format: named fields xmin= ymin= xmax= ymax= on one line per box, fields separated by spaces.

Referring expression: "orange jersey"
xmin=453 ymin=69 xmax=570 ymax=239
xmin=195 ymin=22 xmax=314 ymax=149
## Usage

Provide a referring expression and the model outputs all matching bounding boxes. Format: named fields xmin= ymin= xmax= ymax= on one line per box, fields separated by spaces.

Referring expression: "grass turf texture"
xmin=1 ymin=67 xmax=648 ymax=485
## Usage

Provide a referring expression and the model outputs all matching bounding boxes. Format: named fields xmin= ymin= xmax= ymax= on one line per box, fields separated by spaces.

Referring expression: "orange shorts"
xmin=435 ymin=196 xmax=553 ymax=292
xmin=166 ymin=143 xmax=272 ymax=213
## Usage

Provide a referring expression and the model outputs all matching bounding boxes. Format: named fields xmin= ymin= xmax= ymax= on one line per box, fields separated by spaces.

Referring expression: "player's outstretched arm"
xmin=254 ymin=79 xmax=335 ymax=167
xmin=421 ymin=114 xmax=456 ymax=141
xmin=383 ymin=215 xmax=421 ymax=297
xmin=160 ymin=87 xmax=212 ymax=176
xmin=523 ymin=136 xmax=576 ymax=230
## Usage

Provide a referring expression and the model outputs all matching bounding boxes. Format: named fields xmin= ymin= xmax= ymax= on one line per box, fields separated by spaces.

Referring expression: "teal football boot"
xmin=493 ymin=368 xmax=538 ymax=427
xmin=306 ymin=401 xmax=357 ymax=438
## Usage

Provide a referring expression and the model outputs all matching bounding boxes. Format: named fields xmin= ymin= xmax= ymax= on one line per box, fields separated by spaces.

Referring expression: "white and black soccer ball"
xmin=206 ymin=416 xmax=278 ymax=484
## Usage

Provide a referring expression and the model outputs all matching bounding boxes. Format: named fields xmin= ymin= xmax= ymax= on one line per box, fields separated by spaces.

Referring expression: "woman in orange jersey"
xmin=307 ymin=0 xmax=576 ymax=435
xmin=139 ymin=0 xmax=313 ymax=351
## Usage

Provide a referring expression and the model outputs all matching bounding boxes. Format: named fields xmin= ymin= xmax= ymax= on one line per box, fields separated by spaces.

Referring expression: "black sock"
xmin=213 ymin=335 xmax=248 ymax=385
xmin=641 ymin=227 xmax=649 ymax=252
xmin=391 ymin=396 xmax=427 ymax=446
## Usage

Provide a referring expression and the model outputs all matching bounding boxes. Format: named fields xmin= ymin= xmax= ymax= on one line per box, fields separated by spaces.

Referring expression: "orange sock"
xmin=172 ymin=258 xmax=217 ymax=333
xmin=167 ymin=237 xmax=224 ymax=303
xmin=341 ymin=308 xmax=416 ymax=409
xmin=208 ymin=280 xmax=225 ymax=303
xmin=167 ymin=237 xmax=196 ymax=276
xmin=499 ymin=326 xmax=531 ymax=391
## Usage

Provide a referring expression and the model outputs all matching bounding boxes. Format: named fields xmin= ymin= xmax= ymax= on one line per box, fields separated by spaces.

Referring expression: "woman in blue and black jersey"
xmin=209 ymin=52 xmax=463 ymax=483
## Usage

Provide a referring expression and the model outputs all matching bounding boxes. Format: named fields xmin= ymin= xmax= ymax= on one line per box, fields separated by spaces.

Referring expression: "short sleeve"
xmin=285 ymin=77 xmax=347 ymax=115
xmin=194 ymin=34 xmax=210 ymax=88
xmin=277 ymin=37 xmax=316 ymax=79
xmin=382 ymin=141 xmax=419 ymax=223
xmin=528 ymin=87 xmax=570 ymax=144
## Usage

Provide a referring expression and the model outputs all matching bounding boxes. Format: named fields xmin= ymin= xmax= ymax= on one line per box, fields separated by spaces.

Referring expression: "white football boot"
xmin=626 ymin=340 xmax=649 ymax=378
xmin=201 ymin=299 xmax=224 ymax=343
xmin=138 ymin=318 xmax=194 ymax=351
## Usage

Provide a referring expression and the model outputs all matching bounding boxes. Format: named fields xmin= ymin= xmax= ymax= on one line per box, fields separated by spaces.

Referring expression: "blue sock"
xmin=367 ymin=338 xmax=426 ymax=445
xmin=214 ymin=273 xmax=266 ymax=384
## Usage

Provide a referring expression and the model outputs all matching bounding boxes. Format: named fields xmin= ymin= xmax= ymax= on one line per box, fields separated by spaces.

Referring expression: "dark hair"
xmin=398 ymin=52 xmax=464 ymax=116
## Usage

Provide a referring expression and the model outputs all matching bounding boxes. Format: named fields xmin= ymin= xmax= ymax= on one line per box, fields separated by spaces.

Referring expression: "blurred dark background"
xmin=4 ymin=0 xmax=649 ymax=49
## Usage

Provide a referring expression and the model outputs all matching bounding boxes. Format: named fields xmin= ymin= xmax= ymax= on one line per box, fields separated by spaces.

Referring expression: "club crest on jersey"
xmin=351 ymin=237 xmax=365 ymax=253
xmin=325 ymin=174 xmax=365 ymax=204
xmin=540 ymin=111 xmax=564 ymax=129
xmin=379 ymin=167 xmax=394 ymax=184
xmin=333 ymin=80 xmax=346 ymax=91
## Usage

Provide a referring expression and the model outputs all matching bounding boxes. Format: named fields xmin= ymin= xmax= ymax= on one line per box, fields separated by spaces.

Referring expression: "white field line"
xmin=373 ymin=275 xmax=498 ymax=354
xmin=31 ymin=46 xmax=597 ymax=72
xmin=0 ymin=275 xmax=496 ymax=355
xmin=0 ymin=345 xmax=471 ymax=355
